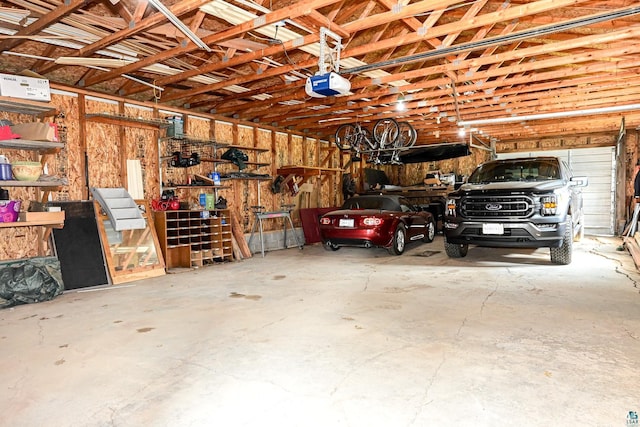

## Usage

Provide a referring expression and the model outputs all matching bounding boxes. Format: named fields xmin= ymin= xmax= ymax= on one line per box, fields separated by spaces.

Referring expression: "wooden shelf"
xmin=201 ymin=158 xmax=269 ymax=167
xmin=0 ymin=139 xmax=64 ymax=153
xmin=163 ymin=136 xmax=229 ymax=148
xmin=220 ymin=176 xmax=271 ymax=181
xmin=86 ymin=113 xmax=170 ymax=130
xmin=0 ymin=179 xmax=64 ymax=188
xmin=0 ymin=218 xmax=64 ymax=228
xmin=226 ymin=144 xmax=270 ymax=153
xmin=0 ymin=96 xmax=57 ymax=117
xmin=0 ymin=213 xmax=65 ymax=257
xmin=165 ymin=185 xmax=232 ymax=190
xmin=277 ymin=165 xmax=344 ymax=177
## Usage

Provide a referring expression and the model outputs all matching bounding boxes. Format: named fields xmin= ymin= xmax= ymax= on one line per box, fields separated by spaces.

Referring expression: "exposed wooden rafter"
xmin=0 ymin=0 xmax=637 ymax=145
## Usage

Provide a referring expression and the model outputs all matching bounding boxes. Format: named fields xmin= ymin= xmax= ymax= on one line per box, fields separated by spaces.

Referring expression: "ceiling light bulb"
xmin=458 ymin=128 xmax=466 ymax=137
xmin=396 ymin=93 xmax=406 ymax=111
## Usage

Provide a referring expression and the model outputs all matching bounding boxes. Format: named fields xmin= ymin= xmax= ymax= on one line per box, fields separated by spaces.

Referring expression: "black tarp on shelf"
xmin=399 ymin=143 xmax=471 ymax=164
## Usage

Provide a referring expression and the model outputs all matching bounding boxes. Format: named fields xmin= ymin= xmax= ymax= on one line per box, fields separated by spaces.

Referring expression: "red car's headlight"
xmin=362 ymin=217 xmax=382 ymax=226
xmin=320 ymin=217 xmax=331 ymax=225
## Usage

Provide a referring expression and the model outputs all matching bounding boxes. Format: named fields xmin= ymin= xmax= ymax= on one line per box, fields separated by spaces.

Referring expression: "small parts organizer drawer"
xmin=154 ymin=209 xmax=232 ymax=269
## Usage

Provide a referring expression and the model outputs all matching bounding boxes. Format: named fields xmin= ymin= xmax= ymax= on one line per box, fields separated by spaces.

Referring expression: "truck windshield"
xmin=468 ymin=159 xmax=560 ymax=183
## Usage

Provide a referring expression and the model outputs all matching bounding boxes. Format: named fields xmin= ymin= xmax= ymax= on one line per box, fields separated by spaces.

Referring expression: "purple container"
xmin=0 ymin=200 xmax=20 ymax=222
xmin=0 ymin=163 xmax=11 ymax=180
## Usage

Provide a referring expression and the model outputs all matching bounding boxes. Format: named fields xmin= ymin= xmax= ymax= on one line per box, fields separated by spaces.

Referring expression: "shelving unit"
xmin=161 ymin=136 xmax=228 ymax=188
xmin=216 ymin=144 xmax=270 ymax=168
xmin=153 ymin=209 xmax=233 ymax=269
xmin=0 ymin=99 xmax=65 ymax=201
xmin=0 ymin=215 xmax=65 ymax=257
xmin=0 ymin=97 xmax=66 ymax=259
xmin=163 ymin=184 xmax=232 ymax=191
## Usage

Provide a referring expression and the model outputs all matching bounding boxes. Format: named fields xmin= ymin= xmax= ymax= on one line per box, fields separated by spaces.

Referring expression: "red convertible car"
xmin=319 ymin=194 xmax=436 ymax=255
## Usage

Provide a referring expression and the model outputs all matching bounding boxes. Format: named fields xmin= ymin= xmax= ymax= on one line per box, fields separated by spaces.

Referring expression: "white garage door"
xmin=497 ymin=146 xmax=615 ymax=235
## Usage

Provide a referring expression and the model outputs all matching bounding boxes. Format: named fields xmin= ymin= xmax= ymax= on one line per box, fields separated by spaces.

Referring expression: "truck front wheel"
xmin=550 ymin=215 xmax=573 ymax=265
xmin=444 ymin=240 xmax=468 ymax=258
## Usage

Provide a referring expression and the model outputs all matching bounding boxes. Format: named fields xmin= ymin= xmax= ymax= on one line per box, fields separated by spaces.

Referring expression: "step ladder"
xmin=91 ymin=187 xmax=146 ymax=231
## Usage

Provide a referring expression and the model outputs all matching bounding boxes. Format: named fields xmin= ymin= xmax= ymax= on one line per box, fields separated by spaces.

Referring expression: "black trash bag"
xmin=342 ymin=173 xmax=356 ymax=199
xmin=215 ymin=196 xmax=228 ymax=209
xmin=0 ymin=257 xmax=64 ymax=308
xmin=221 ymin=148 xmax=248 ymax=170
xmin=271 ymin=175 xmax=285 ymax=194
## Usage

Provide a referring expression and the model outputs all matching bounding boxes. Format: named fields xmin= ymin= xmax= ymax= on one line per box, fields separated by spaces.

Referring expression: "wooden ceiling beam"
xmin=36 ymin=0 xmax=214 ymax=75
xmin=228 ymin=27 xmax=640 ymax=124
xmin=81 ymin=0 xmax=345 ymax=88
xmin=342 ymin=0 xmax=592 ymax=60
xmin=132 ymin=0 xmax=149 ymax=23
xmin=158 ymin=0 xmax=600 ymax=104
xmin=123 ymin=0 xmax=461 ymax=97
xmin=302 ymin=10 xmax=350 ymax=38
xmin=377 ymin=0 xmax=427 ymax=33
xmin=0 ymin=0 xmax=86 ymax=52
xmin=271 ymin=63 xmax=640 ymax=131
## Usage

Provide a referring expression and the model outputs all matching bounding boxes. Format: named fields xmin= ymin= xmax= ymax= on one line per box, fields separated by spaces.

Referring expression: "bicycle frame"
xmin=334 ymin=118 xmax=411 ymax=165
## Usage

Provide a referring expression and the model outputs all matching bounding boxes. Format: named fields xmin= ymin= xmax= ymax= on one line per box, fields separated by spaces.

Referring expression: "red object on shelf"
xmin=0 ymin=125 xmax=20 ymax=140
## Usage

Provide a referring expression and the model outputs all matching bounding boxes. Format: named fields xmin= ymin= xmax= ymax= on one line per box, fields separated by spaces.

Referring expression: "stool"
xmin=248 ymin=205 xmax=303 ymax=257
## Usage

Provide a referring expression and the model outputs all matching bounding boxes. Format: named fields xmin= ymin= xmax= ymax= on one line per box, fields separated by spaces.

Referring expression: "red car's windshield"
xmin=342 ymin=197 xmax=400 ymax=211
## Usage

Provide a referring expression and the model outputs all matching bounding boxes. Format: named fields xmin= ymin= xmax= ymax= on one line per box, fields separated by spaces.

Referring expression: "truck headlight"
xmin=446 ymin=198 xmax=457 ymax=217
xmin=541 ymin=195 xmax=557 ymax=215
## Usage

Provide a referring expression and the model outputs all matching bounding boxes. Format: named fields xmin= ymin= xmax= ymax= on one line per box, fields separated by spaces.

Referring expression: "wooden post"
xmin=230 ymin=212 xmax=252 ymax=258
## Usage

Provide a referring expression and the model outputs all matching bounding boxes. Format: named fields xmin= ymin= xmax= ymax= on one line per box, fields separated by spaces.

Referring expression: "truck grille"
xmin=461 ymin=195 xmax=534 ymax=219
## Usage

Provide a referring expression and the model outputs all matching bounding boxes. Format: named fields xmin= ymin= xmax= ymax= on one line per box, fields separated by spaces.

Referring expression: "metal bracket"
xmin=318 ymin=27 xmax=343 ymax=74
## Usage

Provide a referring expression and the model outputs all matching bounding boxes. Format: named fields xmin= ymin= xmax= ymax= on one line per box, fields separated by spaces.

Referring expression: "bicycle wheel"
xmin=373 ymin=118 xmax=400 ymax=146
xmin=397 ymin=121 xmax=417 ymax=148
xmin=334 ymin=124 xmax=359 ymax=150
xmin=356 ymin=127 xmax=375 ymax=161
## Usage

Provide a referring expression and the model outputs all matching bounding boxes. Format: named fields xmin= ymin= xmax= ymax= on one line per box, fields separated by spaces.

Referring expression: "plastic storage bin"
xmin=0 ymin=200 xmax=21 ymax=222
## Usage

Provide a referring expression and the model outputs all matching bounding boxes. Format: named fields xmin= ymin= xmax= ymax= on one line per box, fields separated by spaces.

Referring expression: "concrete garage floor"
xmin=1 ymin=235 xmax=639 ymax=427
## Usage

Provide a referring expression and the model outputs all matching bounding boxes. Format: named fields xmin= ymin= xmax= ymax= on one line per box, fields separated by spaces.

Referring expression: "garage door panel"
xmin=582 ymin=181 xmax=611 ymax=191
xmin=498 ymin=146 xmax=615 ymax=235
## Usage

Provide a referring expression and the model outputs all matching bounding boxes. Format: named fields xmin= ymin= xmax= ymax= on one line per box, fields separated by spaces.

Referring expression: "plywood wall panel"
xmin=215 ymin=121 xmax=233 ymax=144
xmin=0 ymin=228 xmax=40 ymax=260
xmin=84 ymin=99 xmax=120 ymax=189
xmin=320 ymin=143 xmax=341 ymax=208
xmin=275 ymin=132 xmax=289 ymax=167
xmin=55 ymin=94 xmax=82 ymax=201
xmin=290 ymin=135 xmax=303 ymax=166
xmin=305 ymin=137 xmax=317 ymax=166
xmin=237 ymin=125 xmax=252 ymax=146
xmin=121 ymin=105 xmax=158 ymax=199
xmin=257 ymin=129 xmax=271 ymax=149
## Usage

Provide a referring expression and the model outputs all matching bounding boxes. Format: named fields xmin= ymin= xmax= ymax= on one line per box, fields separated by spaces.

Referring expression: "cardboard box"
xmin=10 ymin=122 xmax=58 ymax=141
xmin=18 ymin=211 xmax=65 ymax=223
xmin=0 ymin=73 xmax=51 ymax=101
